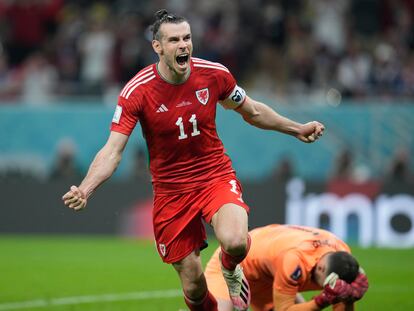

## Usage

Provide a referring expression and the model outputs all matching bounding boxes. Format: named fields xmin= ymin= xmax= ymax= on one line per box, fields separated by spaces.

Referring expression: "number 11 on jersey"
xmin=175 ymin=114 xmax=200 ymax=140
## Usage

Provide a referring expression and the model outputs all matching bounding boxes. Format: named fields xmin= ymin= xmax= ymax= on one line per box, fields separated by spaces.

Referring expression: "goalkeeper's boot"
xmin=221 ymin=264 xmax=250 ymax=311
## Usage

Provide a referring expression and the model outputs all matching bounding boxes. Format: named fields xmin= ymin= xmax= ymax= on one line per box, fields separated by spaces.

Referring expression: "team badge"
xmin=159 ymin=243 xmax=166 ymax=257
xmin=195 ymin=88 xmax=209 ymax=105
xmin=290 ymin=265 xmax=302 ymax=281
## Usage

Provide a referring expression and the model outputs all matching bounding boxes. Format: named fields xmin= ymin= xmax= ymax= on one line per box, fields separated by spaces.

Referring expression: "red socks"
xmin=220 ymin=234 xmax=251 ymax=270
xmin=183 ymin=234 xmax=251 ymax=310
xmin=184 ymin=290 xmax=218 ymax=311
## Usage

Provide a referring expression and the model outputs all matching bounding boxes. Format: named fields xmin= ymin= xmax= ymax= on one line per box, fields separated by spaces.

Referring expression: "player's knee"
xmin=221 ymin=235 xmax=248 ymax=256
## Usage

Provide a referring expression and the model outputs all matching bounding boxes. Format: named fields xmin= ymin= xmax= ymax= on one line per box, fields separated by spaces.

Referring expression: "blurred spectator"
xmin=285 ymin=14 xmax=315 ymax=95
xmin=245 ymin=44 xmax=284 ymax=101
xmin=21 ymin=51 xmax=58 ymax=104
xmin=77 ymin=3 xmax=114 ymax=94
xmin=312 ymin=46 xmax=338 ymax=93
xmin=0 ymin=0 xmax=413 ymax=102
xmin=330 ymin=149 xmax=372 ymax=183
xmin=309 ymin=0 xmax=349 ymax=55
xmin=112 ymin=12 xmax=148 ymax=84
xmin=0 ymin=153 xmax=48 ymax=182
xmin=198 ymin=2 xmax=240 ymax=74
xmin=386 ymin=148 xmax=413 ymax=184
xmin=271 ymin=157 xmax=295 ymax=183
xmin=260 ymin=1 xmax=286 ymax=47
xmin=0 ymin=0 xmax=63 ymax=66
xmin=53 ymin=3 xmax=84 ymax=96
xmin=0 ymin=51 xmax=21 ymax=101
xmin=328 ymin=149 xmax=379 ymax=199
xmin=401 ymin=54 xmax=414 ymax=96
xmin=337 ymin=39 xmax=372 ymax=98
xmin=49 ymin=137 xmax=82 ymax=181
xmin=331 ymin=149 xmax=354 ymax=181
xmin=371 ymin=42 xmax=403 ymax=98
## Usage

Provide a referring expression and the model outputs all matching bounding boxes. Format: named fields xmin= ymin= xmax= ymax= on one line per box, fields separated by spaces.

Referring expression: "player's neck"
xmin=157 ymin=61 xmax=190 ymax=84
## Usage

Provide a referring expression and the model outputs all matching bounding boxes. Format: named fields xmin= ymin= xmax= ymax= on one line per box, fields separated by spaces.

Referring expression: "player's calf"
xmin=221 ymin=264 xmax=251 ymax=311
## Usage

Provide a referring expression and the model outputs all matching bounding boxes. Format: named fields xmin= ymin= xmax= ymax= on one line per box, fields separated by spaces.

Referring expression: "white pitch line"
xmin=0 ymin=289 xmax=182 ymax=310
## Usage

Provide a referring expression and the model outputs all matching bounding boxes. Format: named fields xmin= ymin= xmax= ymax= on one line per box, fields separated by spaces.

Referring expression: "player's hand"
xmin=350 ymin=270 xmax=369 ymax=301
xmin=296 ymin=121 xmax=325 ymax=143
xmin=62 ymin=185 xmax=87 ymax=211
xmin=314 ymin=273 xmax=353 ymax=308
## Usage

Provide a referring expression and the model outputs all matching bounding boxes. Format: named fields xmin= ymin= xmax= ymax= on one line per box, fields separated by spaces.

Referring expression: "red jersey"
xmin=111 ymin=57 xmax=246 ymax=194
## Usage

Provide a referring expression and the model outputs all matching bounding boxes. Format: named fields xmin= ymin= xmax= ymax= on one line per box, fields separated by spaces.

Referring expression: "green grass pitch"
xmin=0 ymin=235 xmax=413 ymax=310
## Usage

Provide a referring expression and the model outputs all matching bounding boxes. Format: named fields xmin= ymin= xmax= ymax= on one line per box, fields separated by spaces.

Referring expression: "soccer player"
xmin=205 ymin=224 xmax=369 ymax=311
xmin=62 ymin=9 xmax=325 ymax=311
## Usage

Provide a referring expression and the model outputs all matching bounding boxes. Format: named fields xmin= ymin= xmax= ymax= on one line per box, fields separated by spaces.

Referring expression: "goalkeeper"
xmin=205 ymin=224 xmax=368 ymax=311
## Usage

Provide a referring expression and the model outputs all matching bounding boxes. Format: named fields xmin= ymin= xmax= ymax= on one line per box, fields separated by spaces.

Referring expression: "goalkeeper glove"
xmin=314 ymin=273 xmax=353 ymax=309
xmin=350 ymin=268 xmax=369 ymax=301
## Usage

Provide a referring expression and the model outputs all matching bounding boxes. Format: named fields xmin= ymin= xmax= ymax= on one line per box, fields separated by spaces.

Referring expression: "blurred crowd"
xmin=2 ymin=133 xmax=412 ymax=188
xmin=0 ymin=0 xmax=414 ymax=104
xmin=270 ymin=147 xmax=414 ymax=190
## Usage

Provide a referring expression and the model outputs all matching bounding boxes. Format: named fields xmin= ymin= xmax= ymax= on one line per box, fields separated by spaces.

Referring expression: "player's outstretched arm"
xmin=229 ymin=96 xmax=325 ymax=143
xmin=62 ymin=131 xmax=129 ymax=211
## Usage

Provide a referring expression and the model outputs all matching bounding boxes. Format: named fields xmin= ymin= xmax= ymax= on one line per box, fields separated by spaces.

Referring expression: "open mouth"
xmin=176 ymin=54 xmax=189 ymax=66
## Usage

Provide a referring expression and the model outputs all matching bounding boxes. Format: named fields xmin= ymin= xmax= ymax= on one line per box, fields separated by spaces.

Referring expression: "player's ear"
xmin=152 ymin=40 xmax=162 ymax=54
xmin=314 ymin=260 xmax=327 ymax=286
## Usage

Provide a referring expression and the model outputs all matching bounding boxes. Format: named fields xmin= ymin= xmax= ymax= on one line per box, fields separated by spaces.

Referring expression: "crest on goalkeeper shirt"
xmin=290 ymin=265 xmax=302 ymax=281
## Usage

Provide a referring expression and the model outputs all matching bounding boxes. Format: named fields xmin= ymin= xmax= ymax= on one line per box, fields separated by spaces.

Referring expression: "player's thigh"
xmin=153 ymin=193 xmax=207 ymax=263
xmin=201 ymin=176 xmax=250 ymax=225
xmin=201 ymin=177 xmax=249 ymax=243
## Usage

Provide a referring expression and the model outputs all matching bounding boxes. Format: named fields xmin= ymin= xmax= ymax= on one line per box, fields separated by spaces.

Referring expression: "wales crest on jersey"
xmin=158 ymin=243 xmax=166 ymax=256
xmin=195 ymin=88 xmax=209 ymax=105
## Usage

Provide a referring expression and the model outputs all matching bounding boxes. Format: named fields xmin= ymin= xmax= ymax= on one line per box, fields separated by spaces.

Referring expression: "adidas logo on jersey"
xmin=156 ymin=104 xmax=169 ymax=113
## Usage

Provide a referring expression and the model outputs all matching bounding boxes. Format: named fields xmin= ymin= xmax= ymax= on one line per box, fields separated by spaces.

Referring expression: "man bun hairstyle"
xmin=326 ymin=251 xmax=359 ymax=283
xmin=151 ymin=9 xmax=187 ymax=40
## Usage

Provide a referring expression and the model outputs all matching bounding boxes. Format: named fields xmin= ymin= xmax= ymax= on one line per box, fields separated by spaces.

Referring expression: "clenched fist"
xmin=296 ymin=121 xmax=325 ymax=143
xmin=62 ymin=185 xmax=87 ymax=211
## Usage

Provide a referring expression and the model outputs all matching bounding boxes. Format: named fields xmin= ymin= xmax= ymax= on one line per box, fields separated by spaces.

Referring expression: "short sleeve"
xmin=110 ymin=94 xmax=141 ymax=136
xmin=216 ymin=70 xmax=246 ymax=106
xmin=273 ymin=251 xmax=306 ymax=296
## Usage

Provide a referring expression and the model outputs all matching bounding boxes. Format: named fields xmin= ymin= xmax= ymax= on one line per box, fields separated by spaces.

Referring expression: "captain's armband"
xmin=226 ymin=85 xmax=246 ymax=107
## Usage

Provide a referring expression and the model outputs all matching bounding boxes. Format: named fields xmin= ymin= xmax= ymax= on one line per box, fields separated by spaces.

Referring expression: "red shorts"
xmin=153 ymin=176 xmax=250 ymax=263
